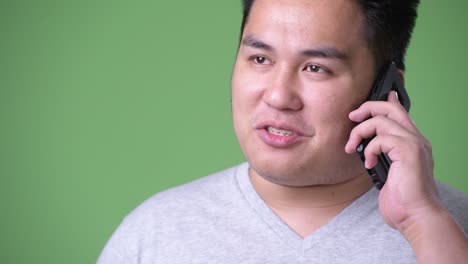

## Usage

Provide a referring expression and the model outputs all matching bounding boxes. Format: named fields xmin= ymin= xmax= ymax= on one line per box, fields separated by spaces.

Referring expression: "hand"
xmin=345 ymin=92 xmax=468 ymax=263
xmin=345 ymin=91 xmax=440 ymax=232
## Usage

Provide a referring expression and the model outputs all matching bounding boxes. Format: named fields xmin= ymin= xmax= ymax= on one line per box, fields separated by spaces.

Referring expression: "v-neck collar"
xmin=235 ymin=162 xmax=379 ymax=256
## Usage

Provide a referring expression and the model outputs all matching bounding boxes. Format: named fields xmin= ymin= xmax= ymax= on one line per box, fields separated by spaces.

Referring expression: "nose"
xmin=262 ymin=67 xmax=303 ymax=111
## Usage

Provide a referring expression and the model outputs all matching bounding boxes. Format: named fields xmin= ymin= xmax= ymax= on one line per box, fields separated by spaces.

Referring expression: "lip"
xmin=254 ymin=120 xmax=307 ymax=136
xmin=254 ymin=120 xmax=310 ymax=148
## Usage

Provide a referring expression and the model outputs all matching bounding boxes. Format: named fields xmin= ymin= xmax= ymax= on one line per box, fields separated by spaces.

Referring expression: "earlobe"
xmin=397 ymin=69 xmax=405 ymax=86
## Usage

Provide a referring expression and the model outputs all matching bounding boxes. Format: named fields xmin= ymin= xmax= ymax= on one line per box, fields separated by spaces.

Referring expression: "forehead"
xmin=244 ymin=0 xmax=367 ymax=52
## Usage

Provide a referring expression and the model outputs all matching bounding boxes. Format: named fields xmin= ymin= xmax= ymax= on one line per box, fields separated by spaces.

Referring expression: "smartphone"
xmin=356 ymin=62 xmax=411 ymax=190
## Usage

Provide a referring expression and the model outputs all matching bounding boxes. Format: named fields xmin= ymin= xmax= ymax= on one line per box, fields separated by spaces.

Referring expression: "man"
xmin=98 ymin=0 xmax=468 ymax=263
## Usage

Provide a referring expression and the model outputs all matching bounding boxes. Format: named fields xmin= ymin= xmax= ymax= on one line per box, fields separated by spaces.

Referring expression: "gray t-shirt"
xmin=98 ymin=163 xmax=468 ymax=263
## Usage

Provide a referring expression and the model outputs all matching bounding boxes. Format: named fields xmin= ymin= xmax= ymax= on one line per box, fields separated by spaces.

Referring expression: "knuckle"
xmin=407 ymin=138 xmax=430 ymax=156
xmin=364 ymin=144 xmax=376 ymax=157
xmin=349 ymin=126 xmax=360 ymax=138
xmin=424 ymin=141 xmax=433 ymax=154
xmin=373 ymin=115 xmax=385 ymax=122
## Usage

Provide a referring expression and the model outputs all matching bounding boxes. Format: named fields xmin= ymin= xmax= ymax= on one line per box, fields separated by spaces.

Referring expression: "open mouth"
xmin=266 ymin=126 xmax=294 ymax=136
xmin=256 ymin=125 xmax=304 ymax=148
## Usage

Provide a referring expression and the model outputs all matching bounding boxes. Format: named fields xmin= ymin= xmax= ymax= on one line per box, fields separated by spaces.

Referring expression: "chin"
xmin=246 ymin=151 xmax=365 ymax=187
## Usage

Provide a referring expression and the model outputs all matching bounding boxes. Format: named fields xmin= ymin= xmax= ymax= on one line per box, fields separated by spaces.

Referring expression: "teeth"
xmin=267 ymin=126 xmax=294 ymax=136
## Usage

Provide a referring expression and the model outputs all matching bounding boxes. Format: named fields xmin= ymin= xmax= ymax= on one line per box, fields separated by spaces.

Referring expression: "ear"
xmin=396 ymin=69 xmax=405 ymax=86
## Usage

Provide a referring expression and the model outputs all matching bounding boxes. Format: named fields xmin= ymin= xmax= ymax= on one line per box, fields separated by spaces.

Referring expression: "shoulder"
xmin=120 ymin=162 xmax=249 ymax=228
xmin=143 ymin=163 xmax=246 ymax=209
xmin=98 ymin=163 xmax=249 ymax=262
xmin=436 ymin=181 xmax=468 ymax=233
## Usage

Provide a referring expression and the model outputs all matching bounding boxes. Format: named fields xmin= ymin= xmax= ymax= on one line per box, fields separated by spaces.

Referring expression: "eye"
xmin=304 ymin=64 xmax=326 ymax=73
xmin=251 ymin=56 xmax=272 ymax=65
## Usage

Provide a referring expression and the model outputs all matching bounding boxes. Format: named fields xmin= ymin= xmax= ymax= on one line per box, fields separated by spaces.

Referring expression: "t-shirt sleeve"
xmin=97 ymin=199 xmax=157 ymax=264
xmin=97 ymin=214 xmax=138 ymax=264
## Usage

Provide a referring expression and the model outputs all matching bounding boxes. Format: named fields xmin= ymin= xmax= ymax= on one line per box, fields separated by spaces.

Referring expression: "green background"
xmin=1 ymin=1 xmax=467 ymax=263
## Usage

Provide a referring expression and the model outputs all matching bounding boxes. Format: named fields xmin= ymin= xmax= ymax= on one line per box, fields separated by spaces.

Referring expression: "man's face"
xmin=231 ymin=0 xmax=377 ymax=186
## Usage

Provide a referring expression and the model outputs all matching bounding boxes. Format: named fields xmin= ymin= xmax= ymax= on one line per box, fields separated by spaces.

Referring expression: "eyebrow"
xmin=242 ymin=35 xmax=274 ymax=51
xmin=301 ymin=48 xmax=348 ymax=60
xmin=241 ymin=35 xmax=348 ymax=61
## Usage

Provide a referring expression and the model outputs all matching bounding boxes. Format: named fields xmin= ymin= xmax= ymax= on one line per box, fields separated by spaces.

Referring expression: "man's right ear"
xmin=396 ymin=69 xmax=405 ymax=86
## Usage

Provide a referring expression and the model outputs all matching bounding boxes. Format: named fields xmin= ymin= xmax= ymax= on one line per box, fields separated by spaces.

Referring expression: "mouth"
xmin=256 ymin=123 xmax=307 ymax=148
xmin=266 ymin=126 xmax=295 ymax=136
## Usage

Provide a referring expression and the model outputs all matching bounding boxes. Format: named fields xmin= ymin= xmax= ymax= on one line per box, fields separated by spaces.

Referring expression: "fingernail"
xmin=364 ymin=160 xmax=370 ymax=169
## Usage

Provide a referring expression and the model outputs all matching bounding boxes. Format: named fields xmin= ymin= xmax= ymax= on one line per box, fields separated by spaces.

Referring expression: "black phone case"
xmin=356 ymin=62 xmax=411 ymax=190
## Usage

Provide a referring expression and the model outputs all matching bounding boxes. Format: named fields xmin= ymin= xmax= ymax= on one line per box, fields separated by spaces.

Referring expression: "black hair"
xmin=240 ymin=0 xmax=420 ymax=71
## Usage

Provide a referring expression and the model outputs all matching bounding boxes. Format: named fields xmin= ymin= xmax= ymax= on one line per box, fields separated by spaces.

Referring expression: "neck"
xmin=249 ymin=168 xmax=373 ymax=237
xmin=249 ymin=168 xmax=373 ymax=210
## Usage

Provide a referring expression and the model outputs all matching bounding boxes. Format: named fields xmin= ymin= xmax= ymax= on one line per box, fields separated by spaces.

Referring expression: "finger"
xmin=363 ymin=133 xmax=430 ymax=169
xmin=387 ymin=91 xmax=399 ymax=104
xmin=349 ymin=100 xmax=407 ymax=123
xmin=387 ymin=91 xmax=419 ymax=126
xmin=362 ymin=134 xmax=401 ymax=169
xmin=345 ymin=115 xmax=412 ymax=153
xmin=349 ymin=100 xmax=418 ymax=134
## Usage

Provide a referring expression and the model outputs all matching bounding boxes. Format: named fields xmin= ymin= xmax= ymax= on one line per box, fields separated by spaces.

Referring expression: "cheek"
xmin=231 ymin=64 xmax=258 ymax=137
xmin=231 ymin=64 xmax=264 ymax=117
xmin=305 ymin=82 xmax=359 ymax=140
